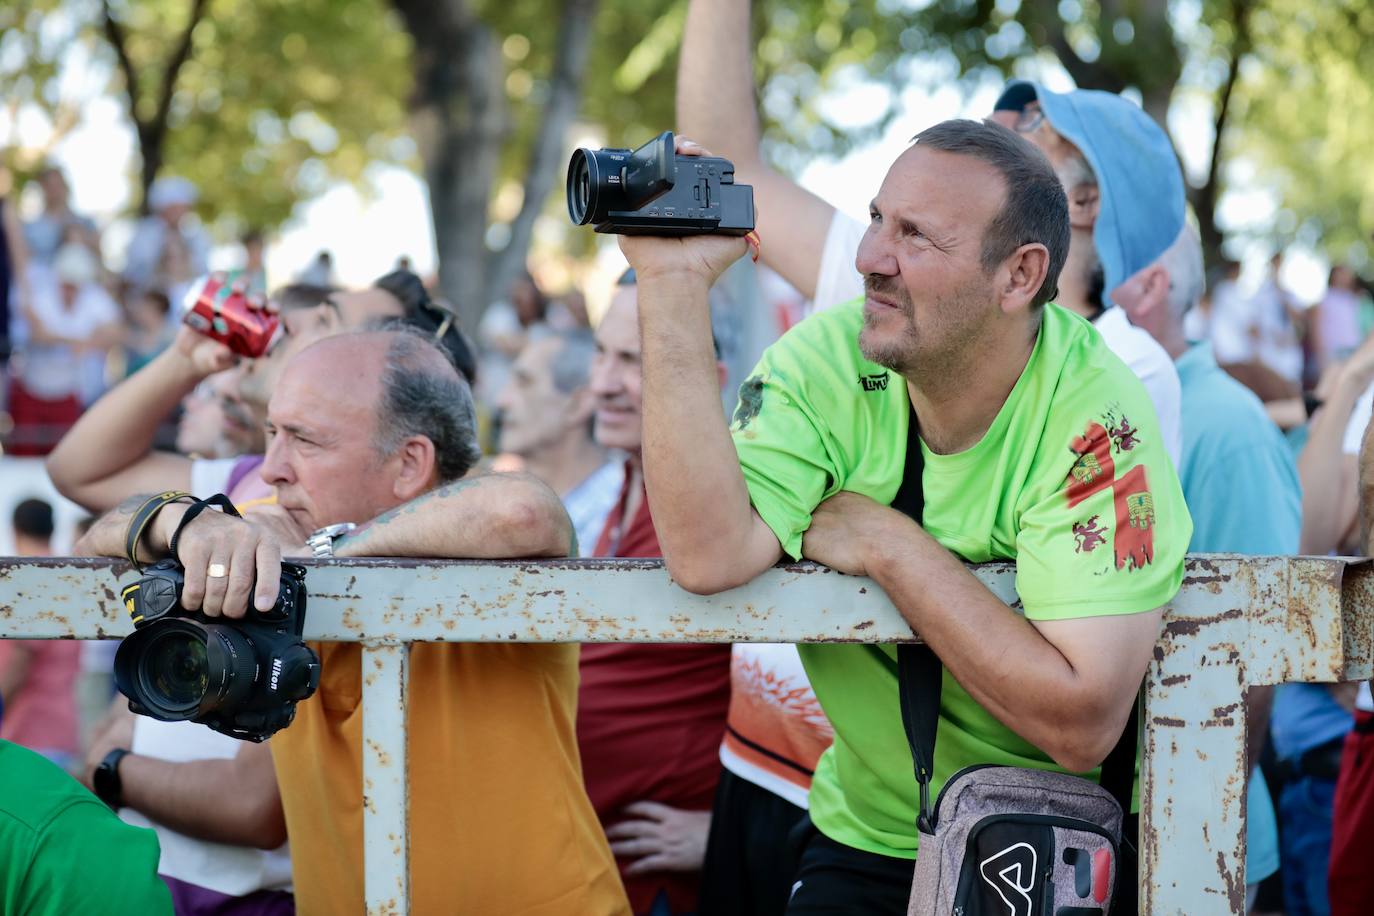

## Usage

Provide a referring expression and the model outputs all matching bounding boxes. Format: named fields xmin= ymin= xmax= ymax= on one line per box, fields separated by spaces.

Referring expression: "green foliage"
xmin=1233 ymin=0 xmax=1374 ymax=266
xmin=0 ymin=0 xmax=97 ymax=174
xmin=473 ymin=0 xmax=919 ymax=263
xmin=2 ymin=0 xmax=411 ymax=236
xmin=156 ymin=0 xmax=412 ymax=233
xmin=6 ymin=0 xmax=1371 ymax=270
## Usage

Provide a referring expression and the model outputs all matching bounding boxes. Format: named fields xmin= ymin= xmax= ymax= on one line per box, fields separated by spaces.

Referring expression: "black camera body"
xmin=567 ymin=131 xmax=754 ymax=237
xmin=114 ymin=559 xmax=320 ymax=742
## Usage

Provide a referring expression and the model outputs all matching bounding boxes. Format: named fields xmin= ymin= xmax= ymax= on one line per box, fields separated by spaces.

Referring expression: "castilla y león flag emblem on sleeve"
xmin=1065 ymin=420 xmax=1155 ymax=571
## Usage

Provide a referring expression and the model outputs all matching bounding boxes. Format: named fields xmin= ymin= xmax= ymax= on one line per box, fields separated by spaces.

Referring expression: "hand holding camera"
xmin=567 ymin=130 xmax=754 ymax=238
xmin=568 ymin=132 xmax=755 ymax=289
xmin=115 ymin=557 xmax=319 ymax=742
xmin=150 ymin=500 xmax=290 ymax=617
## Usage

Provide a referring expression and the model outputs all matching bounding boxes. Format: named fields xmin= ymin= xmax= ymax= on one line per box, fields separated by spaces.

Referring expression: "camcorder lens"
xmin=567 ymin=150 xmax=595 ymax=225
xmin=141 ymin=629 xmax=209 ymax=711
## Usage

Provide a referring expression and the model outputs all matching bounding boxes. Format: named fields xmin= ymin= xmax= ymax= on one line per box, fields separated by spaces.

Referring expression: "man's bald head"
xmin=296 ymin=328 xmax=478 ymax=479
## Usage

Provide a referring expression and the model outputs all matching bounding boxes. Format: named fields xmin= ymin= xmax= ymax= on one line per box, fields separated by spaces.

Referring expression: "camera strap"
xmin=168 ymin=493 xmax=242 ymax=563
xmin=124 ymin=491 xmax=194 ymax=572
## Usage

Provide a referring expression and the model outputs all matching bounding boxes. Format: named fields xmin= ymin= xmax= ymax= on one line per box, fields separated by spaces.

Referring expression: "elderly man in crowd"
xmin=1114 ymin=223 xmax=1292 ymax=910
xmin=623 ymin=116 xmax=1189 ymax=912
xmin=74 ymin=325 xmax=629 ymax=914
xmin=575 ymin=269 xmax=733 ymax=915
xmin=495 ymin=327 xmax=622 ymax=554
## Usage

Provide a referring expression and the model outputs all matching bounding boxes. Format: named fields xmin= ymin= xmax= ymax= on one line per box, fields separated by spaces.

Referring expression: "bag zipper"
xmin=925 ymin=763 xmax=1001 ymax=831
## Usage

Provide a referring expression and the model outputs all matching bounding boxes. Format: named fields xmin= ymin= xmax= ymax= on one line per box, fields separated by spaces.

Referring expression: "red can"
xmin=182 ymin=273 xmax=280 ymax=358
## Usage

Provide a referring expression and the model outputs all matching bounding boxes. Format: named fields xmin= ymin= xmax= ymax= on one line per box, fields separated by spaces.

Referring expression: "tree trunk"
xmin=1191 ymin=0 xmax=1254 ymax=272
xmin=485 ymin=0 xmax=600 ymax=313
xmin=102 ymin=0 xmax=209 ymax=214
xmin=394 ymin=0 xmax=509 ymax=337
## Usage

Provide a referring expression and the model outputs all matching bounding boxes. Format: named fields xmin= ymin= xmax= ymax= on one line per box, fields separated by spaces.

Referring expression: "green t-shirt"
xmin=0 ymin=740 xmax=172 ymax=915
xmin=731 ymin=299 xmax=1191 ymax=859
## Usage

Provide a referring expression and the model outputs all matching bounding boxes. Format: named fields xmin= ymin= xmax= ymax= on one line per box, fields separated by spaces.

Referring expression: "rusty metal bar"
xmin=1 ymin=554 xmax=1370 ymax=916
xmin=0 ymin=556 xmax=1008 ymax=643
xmin=361 ymin=642 xmax=409 ymax=916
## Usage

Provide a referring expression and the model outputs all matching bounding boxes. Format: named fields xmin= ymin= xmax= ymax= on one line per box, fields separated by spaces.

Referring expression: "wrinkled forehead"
xmin=879 ymin=144 xmax=1006 ymax=232
xmin=272 ymin=341 xmax=382 ymax=424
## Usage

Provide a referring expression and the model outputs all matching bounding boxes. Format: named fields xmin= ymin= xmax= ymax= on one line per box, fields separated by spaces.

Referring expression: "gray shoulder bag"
xmin=890 ymin=407 xmax=1139 ymax=916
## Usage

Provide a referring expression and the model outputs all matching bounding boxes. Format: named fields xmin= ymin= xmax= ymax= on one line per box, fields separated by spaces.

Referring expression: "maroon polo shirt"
xmin=577 ymin=462 xmax=732 ymax=914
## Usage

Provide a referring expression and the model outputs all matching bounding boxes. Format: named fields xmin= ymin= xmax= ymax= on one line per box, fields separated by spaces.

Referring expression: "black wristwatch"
xmin=93 ymin=748 xmax=130 ymax=810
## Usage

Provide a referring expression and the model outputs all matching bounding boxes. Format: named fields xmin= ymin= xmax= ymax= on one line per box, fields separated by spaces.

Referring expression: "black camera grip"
xmin=168 ymin=493 xmax=243 ymax=563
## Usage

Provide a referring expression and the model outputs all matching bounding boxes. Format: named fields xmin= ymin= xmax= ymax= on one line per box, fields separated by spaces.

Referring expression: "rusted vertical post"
xmin=362 ymin=642 xmax=410 ymax=915
xmin=1141 ymin=560 xmax=1252 ymax=915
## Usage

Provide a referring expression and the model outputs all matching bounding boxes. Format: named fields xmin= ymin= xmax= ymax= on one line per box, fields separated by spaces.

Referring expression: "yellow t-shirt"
xmin=272 ymin=641 xmax=629 ymax=915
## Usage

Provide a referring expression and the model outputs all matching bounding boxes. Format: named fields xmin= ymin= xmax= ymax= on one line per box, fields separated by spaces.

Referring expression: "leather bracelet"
xmin=168 ymin=494 xmax=242 ymax=563
xmin=124 ymin=491 xmax=193 ymax=572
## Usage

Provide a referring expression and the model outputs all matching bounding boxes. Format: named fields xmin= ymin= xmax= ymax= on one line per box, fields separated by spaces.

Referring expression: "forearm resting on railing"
xmin=334 ymin=472 xmax=574 ymax=560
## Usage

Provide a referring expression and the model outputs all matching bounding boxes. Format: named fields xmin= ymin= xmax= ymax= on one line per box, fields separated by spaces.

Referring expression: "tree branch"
xmin=101 ymin=0 xmax=143 ymax=126
xmin=392 ymin=0 xmax=507 ymax=334
xmin=487 ymin=0 xmax=600 ymax=306
xmin=1192 ymin=0 xmax=1254 ymax=267
xmin=149 ymin=0 xmax=211 ymax=146
xmin=103 ymin=0 xmax=210 ymax=211
xmin=1025 ymin=0 xmax=1127 ymax=93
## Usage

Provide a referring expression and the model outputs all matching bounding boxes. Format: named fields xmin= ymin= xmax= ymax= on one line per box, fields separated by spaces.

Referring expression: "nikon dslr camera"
xmin=114 ymin=559 xmax=320 ymax=742
xmin=567 ymin=131 xmax=754 ymax=236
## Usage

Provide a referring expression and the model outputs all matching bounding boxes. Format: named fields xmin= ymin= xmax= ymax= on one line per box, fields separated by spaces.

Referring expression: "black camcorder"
xmin=566 ymin=131 xmax=754 ymax=236
xmin=114 ymin=559 xmax=320 ymax=742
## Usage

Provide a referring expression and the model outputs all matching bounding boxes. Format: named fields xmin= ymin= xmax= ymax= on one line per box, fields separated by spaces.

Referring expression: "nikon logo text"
xmin=269 ymin=658 xmax=283 ymax=692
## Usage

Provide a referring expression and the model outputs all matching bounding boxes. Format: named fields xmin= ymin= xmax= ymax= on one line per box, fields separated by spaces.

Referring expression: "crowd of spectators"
xmin=3 ymin=2 xmax=1374 ymax=914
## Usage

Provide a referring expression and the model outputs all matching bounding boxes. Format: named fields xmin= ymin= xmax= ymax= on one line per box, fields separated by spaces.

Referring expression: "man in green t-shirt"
xmin=0 ymin=738 xmax=171 ymax=914
xmin=621 ymin=119 xmax=1190 ymax=913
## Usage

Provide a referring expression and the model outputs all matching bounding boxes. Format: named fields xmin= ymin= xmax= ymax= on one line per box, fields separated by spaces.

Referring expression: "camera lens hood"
xmin=566 ymin=148 xmax=601 ymax=226
xmin=114 ymin=617 xmax=258 ymax=721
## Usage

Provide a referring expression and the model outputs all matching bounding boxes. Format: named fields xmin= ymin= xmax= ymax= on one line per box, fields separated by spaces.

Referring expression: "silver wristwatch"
xmin=306 ymin=522 xmax=356 ymax=558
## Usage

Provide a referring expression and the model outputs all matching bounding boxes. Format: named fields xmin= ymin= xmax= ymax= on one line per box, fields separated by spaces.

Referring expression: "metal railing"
xmin=2 ymin=554 xmax=1371 ymax=914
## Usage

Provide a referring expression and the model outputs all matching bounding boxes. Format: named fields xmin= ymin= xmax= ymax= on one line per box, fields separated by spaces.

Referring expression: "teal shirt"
xmin=0 ymin=740 xmax=172 ymax=915
xmin=1175 ymin=342 xmax=1297 ymax=883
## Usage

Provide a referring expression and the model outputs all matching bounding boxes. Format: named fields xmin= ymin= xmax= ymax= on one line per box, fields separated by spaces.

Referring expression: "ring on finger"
xmin=207 ymin=563 xmax=229 ymax=579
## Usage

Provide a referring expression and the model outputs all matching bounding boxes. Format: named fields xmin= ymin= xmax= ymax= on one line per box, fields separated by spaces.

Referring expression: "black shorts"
xmin=784 ymin=818 xmax=915 ymax=915
xmin=698 ymin=767 xmax=809 ymax=916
